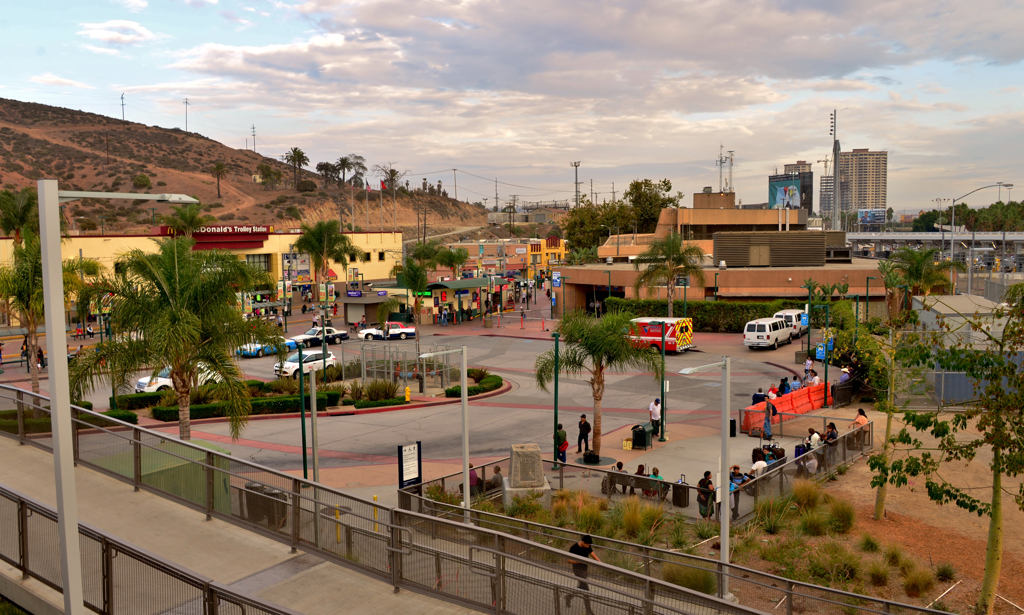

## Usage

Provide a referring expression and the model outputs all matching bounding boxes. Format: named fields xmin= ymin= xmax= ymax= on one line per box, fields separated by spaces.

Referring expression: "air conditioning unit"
xmin=719 ymin=261 xmax=727 ymax=270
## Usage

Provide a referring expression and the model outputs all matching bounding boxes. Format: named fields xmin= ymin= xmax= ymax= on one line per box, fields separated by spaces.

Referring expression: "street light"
xmin=679 ymin=357 xmax=734 ymax=601
xmin=950 ymin=183 xmax=1013 ymax=292
xmin=40 ymin=181 xmax=197 ymax=615
xmin=652 ymin=321 xmax=667 ymax=441
xmin=421 ymin=346 xmax=470 ymax=521
xmin=551 ymin=332 xmax=560 ymax=469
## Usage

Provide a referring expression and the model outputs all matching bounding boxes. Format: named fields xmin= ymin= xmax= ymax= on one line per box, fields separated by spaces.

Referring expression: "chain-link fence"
xmin=0 ymin=484 xmax=300 ymax=615
xmin=357 ymin=341 xmax=459 ymax=389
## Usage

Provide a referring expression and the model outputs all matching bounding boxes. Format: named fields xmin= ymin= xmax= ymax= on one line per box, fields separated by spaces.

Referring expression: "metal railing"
xmin=0 ymin=484 xmax=300 ymax=615
xmin=0 ymin=386 xmax=760 ymax=615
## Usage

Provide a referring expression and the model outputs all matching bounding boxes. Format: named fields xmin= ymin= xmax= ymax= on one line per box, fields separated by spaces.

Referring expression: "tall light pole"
xmin=570 ymin=161 xmax=580 ymax=208
xmin=680 ymin=357 xmax=733 ymax=600
xmin=40 ymin=182 xmax=198 ymax=614
xmin=653 ymin=321 xmax=667 ymax=442
xmin=551 ymin=333 xmax=560 ymax=469
xmin=950 ymin=183 xmax=1013 ymax=292
xmin=421 ymin=347 xmax=470 ymax=521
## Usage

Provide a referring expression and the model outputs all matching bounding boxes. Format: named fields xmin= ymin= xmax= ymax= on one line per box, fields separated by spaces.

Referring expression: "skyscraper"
xmin=784 ymin=160 xmax=813 ymax=174
xmin=838 ymin=149 xmax=887 ymax=213
xmin=820 ymin=175 xmax=835 ymax=217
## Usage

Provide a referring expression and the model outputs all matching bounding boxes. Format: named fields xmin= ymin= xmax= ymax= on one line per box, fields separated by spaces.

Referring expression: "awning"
xmin=426 ymin=279 xmax=493 ymax=291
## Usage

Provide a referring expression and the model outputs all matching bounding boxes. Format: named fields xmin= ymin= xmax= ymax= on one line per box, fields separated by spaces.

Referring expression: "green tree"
xmin=396 ymin=256 xmax=429 ymax=360
xmin=624 ymin=179 xmax=678 ymax=233
xmin=210 ymin=162 xmax=228 ymax=199
xmin=376 ymin=296 xmax=402 ymax=328
xmin=163 ymin=203 xmax=214 ymax=238
xmin=292 ymin=219 xmax=365 ymax=301
xmin=0 ymin=188 xmax=37 ymax=246
xmin=632 ymin=232 xmax=706 ymax=319
xmin=888 ymin=246 xmax=963 ymax=296
xmin=412 ymin=239 xmax=443 ymax=267
xmin=534 ymin=311 xmax=664 ymax=457
xmin=882 ymin=292 xmax=1024 ymax=614
xmin=0 ymin=232 xmax=99 ymax=396
xmin=911 ymin=209 xmax=941 ymax=233
xmin=337 ymin=153 xmax=366 ymax=186
xmin=256 ymin=163 xmax=282 ymax=190
xmin=69 ymin=237 xmax=280 ymax=440
xmin=436 ymin=247 xmax=469 ymax=279
xmin=282 ymin=147 xmax=310 ymax=190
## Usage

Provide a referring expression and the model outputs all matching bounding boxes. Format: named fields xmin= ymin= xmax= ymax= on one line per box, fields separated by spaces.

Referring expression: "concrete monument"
xmin=503 ymin=443 xmax=552 ymax=508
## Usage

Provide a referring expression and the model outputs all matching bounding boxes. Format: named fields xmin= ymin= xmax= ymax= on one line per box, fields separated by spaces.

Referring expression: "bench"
xmin=606 ymin=474 xmax=669 ymax=501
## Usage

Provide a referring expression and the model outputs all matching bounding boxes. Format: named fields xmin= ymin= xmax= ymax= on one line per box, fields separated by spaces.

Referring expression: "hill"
xmin=0 ymin=97 xmax=487 ymax=236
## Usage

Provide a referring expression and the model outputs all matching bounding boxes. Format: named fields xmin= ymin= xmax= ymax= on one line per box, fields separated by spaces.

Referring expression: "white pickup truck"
xmin=358 ymin=321 xmax=417 ymax=341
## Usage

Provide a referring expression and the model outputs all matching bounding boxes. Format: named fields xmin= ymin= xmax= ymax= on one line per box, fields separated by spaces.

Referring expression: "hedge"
xmin=353 ymin=397 xmax=409 ymax=409
xmin=604 ymin=298 xmax=806 ymax=333
xmin=0 ymin=408 xmax=137 ymax=434
xmin=110 ymin=391 xmax=165 ymax=410
xmin=101 ymin=409 xmax=139 ymax=425
xmin=151 ymin=391 xmax=340 ymax=422
xmin=445 ymin=374 xmax=504 ymax=398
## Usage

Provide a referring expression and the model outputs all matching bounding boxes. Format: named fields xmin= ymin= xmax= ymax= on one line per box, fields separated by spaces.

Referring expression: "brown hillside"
xmin=0 ymin=97 xmax=487 ymax=235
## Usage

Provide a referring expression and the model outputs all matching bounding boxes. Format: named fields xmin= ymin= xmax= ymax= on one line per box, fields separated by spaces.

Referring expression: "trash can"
xmin=264 ymin=489 xmax=289 ymax=530
xmin=243 ymin=482 xmax=268 ymax=524
xmin=730 ymin=418 xmax=737 ymax=438
xmin=672 ymin=482 xmax=690 ymax=508
xmin=483 ymin=316 xmax=493 ymax=329
xmin=632 ymin=424 xmax=653 ymax=451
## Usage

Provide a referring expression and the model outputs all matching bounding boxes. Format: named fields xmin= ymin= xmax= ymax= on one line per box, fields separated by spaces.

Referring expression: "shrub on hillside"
xmin=132 ymin=174 xmax=151 ymax=189
xmin=297 ymin=179 xmax=317 ymax=192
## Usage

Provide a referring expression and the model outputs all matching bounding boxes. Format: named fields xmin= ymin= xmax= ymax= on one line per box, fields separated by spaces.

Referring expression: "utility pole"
xmin=570 ymin=161 xmax=580 ymax=207
xmin=590 ymin=179 xmax=594 ymax=204
xmin=727 ymin=150 xmax=734 ymax=193
xmin=251 ymin=125 xmax=257 ymax=153
xmin=183 ymin=97 xmax=190 ymax=132
xmin=509 ymin=195 xmax=517 ymax=234
xmin=452 ymin=169 xmax=458 ymax=202
xmin=120 ymin=93 xmax=126 ymax=130
xmin=611 ymin=182 xmax=616 ymax=202
xmin=495 ymin=178 xmax=500 ymax=218
xmin=830 ymin=110 xmax=841 ymax=232
xmin=149 ymin=207 xmax=157 ymax=225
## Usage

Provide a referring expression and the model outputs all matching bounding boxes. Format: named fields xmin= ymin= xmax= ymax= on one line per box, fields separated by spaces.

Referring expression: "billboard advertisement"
xmin=768 ymin=178 xmax=800 ymax=209
xmin=857 ymin=209 xmax=887 ymax=225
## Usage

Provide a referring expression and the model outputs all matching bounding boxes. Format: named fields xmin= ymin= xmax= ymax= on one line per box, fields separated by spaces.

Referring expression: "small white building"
xmin=913 ymin=294 xmax=1007 ymax=347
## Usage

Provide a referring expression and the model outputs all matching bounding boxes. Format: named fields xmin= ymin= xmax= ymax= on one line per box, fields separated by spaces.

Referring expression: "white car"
xmin=773 ymin=309 xmax=808 ymax=339
xmin=358 ymin=321 xmax=417 ymax=341
xmin=742 ymin=317 xmax=792 ymax=349
xmin=289 ymin=327 xmax=349 ymax=347
xmin=135 ymin=365 xmax=221 ymax=393
xmin=274 ymin=350 xmax=337 ymax=379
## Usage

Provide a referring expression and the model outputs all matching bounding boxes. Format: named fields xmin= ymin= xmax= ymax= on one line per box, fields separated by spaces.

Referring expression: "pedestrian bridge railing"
xmin=0 ymin=385 xmax=760 ymax=615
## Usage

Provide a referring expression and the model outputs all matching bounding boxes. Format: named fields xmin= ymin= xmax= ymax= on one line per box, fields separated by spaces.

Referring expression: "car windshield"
xmin=784 ymin=316 xmax=793 ymax=323
xmin=156 ymin=367 xmax=171 ymax=378
xmin=286 ymin=352 xmax=302 ymax=362
xmin=304 ymin=354 xmax=321 ymax=363
xmin=303 ymin=328 xmax=320 ymax=336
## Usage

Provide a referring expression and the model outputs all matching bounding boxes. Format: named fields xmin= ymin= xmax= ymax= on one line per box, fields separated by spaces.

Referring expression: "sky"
xmin=2 ymin=0 xmax=1023 ymax=214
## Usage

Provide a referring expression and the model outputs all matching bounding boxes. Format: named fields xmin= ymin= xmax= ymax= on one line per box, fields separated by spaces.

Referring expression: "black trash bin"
xmin=243 ymin=482 xmax=268 ymax=523
xmin=730 ymin=418 xmax=737 ymax=438
xmin=632 ymin=424 xmax=652 ymax=451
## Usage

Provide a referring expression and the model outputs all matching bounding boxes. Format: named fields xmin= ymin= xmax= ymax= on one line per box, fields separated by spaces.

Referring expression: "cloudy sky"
xmin=3 ymin=0 xmax=1022 ymax=212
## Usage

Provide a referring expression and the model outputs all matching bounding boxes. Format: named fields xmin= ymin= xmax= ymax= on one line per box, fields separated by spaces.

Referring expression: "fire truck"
xmin=628 ymin=317 xmax=694 ymax=353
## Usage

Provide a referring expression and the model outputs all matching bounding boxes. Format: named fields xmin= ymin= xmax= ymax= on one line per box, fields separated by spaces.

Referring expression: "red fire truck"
xmin=628 ymin=317 xmax=694 ymax=353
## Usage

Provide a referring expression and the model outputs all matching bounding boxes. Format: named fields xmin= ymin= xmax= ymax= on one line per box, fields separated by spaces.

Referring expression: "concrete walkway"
xmin=0 ymin=436 xmax=473 ymax=614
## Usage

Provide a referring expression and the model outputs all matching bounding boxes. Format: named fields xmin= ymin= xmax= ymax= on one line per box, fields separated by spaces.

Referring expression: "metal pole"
xmin=552 ymin=333 xmax=560 ymax=469
xmin=969 ymin=230 xmax=975 ymax=294
xmin=659 ymin=324 xmax=667 ymax=442
xmin=298 ymin=344 xmax=308 ymax=479
xmin=951 ymin=202 xmax=957 ymax=292
xmin=310 ymin=368 xmax=319 ymax=483
xmin=683 ymin=284 xmax=687 ymax=319
xmin=38 ymin=179 xmax=87 ymax=614
xmin=720 ymin=356 xmax=732 ymax=600
xmin=460 ymin=346 xmax=470 ymax=523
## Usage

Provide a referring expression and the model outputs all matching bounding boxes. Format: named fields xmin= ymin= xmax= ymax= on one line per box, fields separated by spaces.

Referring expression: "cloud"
xmin=112 ymin=0 xmax=148 ymax=12
xmin=242 ymin=6 xmax=270 ymax=16
xmin=184 ymin=0 xmax=218 ymax=6
xmin=30 ymin=73 xmax=96 ymax=89
xmin=83 ymin=44 xmax=122 ymax=56
xmin=77 ymin=20 xmax=158 ymax=45
xmin=219 ymin=11 xmax=254 ymax=27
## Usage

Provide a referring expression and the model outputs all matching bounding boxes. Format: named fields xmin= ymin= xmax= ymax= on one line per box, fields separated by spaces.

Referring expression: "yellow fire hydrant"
xmin=405 ymin=386 xmax=411 ymax=402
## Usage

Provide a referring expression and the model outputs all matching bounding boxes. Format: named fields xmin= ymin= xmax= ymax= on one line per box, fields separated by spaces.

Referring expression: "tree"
xmin=412 ymin=239 xmax=443 ymax=268
xmin=624 ymin=179 xmax=678 ymax=233
xmin=256 ymin=163 xmax=282 ymax=190
xmin=397 ymin=256 xmax=429 ymax=361
xmin=163 ymin=203 xmax=214 ymax=238
xmin=210 ymin=162 xmax=228 ymax=199
xmin=566 ymin=247 xmax=597 ymax=265
xmin=911 ymin=209 xmax=941 ymax=233
xmin=0 ymin=188 xmax=37 ymax=246
xmin=632 ymin=232 xmax=706 ymax=318
xmin=881 ymin=292 xmax=1024 ymax=614
xmin=282 ymin=147 xmax=309 ymax=189
xmin=436 ymin=247 xmax=469 ymax=279
xmin=376 ymin=296 xmax=402 ymax=327
xmin=292 ymin=219 xmax=365 ymax=301
xmin=885 ymin=207 xmax=894 ymax=229
xmin=0 ymin=232 xmax=98 ymax=396
xmin=315 ymin=161 xmax=339 ymax=188
xmin=534 ymin=311 xmax=664 ymax=457
xmin=888 ymin=247 xmax=963 ymax=296
xmin=338 ymin=154 xmax=367 ymax=186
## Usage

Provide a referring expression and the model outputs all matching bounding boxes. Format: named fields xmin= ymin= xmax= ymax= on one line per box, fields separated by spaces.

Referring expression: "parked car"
xmin=358 ymin=321 xmax=417 ymax=341
xmin=274 ymin=350 xmax=337 ymax=379
xmin=773 ymin=309 xmax=808 ymax=339
xmin=136 ymin=365 xmax=221 ymax=392
xmin=743 ymin=317 xmax=792 ymax=349
xmin=237 ymin=337 xmax=297 ymax=358
xmin=289 ymin=327 xmax=348 ymax=347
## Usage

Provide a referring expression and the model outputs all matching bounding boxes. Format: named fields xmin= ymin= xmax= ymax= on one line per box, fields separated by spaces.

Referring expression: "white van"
xmin=743 ymin=317 xmax=792 ymax=349
xmin=773 ymin=309 xmax=808 ymax=339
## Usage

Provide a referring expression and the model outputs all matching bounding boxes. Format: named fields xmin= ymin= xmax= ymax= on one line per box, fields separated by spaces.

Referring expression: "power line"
xmin=457 ymin=169 xmax=576 ymax=193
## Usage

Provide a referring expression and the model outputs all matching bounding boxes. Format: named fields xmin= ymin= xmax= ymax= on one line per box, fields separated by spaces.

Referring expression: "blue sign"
xmin=827 ymin=338 xmax=834 ymax=351
xmin=552 ymin=272 xmax=561 ymax=288
xmin=377 ymin=291 xmax=388 ymax=296
xmin=551 ymin=296 xmax=556 ymax=306
xmin=346 ymin=290 xmax=362 ymax=298
xmin=815 ymin=343 xmax=826 ymax=360
xmin=800 ymin=313 xmax=809 ymax=327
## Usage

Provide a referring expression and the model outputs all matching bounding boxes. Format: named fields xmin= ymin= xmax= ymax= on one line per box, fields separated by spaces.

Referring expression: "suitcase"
xmin=748 ymin=426 xmax=763 ymax=438
xmin=794 ymin=444 xmax=808 ymax=459
xmin=752 ymin=448 xmax=765 ymax=463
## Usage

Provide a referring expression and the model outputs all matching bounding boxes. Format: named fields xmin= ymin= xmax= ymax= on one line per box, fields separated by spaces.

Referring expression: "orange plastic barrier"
xmin=739 ymin=384 xmax=832 ymax=434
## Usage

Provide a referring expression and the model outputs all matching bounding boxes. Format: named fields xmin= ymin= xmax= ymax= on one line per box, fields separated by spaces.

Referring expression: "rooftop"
xmin=915 ymin=294 xmax=1003 ymax=315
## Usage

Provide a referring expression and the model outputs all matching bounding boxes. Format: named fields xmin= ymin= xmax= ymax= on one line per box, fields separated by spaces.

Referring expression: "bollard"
xmin=373 ymin=495 xmax=379 ymax=533
xmin=520 ymin=315 xmax=524 ymax=330
xmin=405 ymin=386 xmax=411 ymax=402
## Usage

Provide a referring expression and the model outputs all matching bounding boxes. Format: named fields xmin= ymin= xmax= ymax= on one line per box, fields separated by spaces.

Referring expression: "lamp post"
xmin=421 ymin=346 xmax=470 ymax=521
xmin=950 ymin=183 xmax=1014 ymax=292
xmin=679 ymin=357 xmax=733 ymax=600
xmin=39 ymin=182 xmax=198 ymax=615
xmin=801 ymin=283 xmax=814 ymax=356
xmin=297 ymin=342 xmax=308 ymax=479
xmin=653 ymin=321 xmax=667 ymax=442
xmin=551 ymin=332 xmax=560 ymax=469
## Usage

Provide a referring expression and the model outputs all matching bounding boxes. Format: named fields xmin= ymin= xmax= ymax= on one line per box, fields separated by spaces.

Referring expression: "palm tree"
xmin=210 ymin=162 xmax=228 ymax=198
xmin=347 ymin=154 xmax=367 ymax=186
xmin=282 ymin=147 xmax=310 ymax=189
xmin=632 ymin=232 xmax=706 ymax=318
xmin=888 ymin=247 xmax=963 ymax=296
xmin=0 ymin=232 xmax=98 ymax=397
xmin=0 ymin=188 xmax=37 ymax=246
xmin=163 ymin=203 xmax=214 ymax=238
xmin=397 ymin=256 xmax=429 ymax=362
xmin=412 ymin=239 xmax=442 ymax=268
xmin=69 ymin=237 xmax=281 ymax=440
xmin=336 ymin=156 xmax=353 ymax=185
xmin=292 ymin=219 xmax=365 ymax=301
xmin=534 ymin=310 xmax=664 ymax=457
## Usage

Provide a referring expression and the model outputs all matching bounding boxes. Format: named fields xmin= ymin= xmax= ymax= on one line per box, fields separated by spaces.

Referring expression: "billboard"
xmin=857 ymin=209 xmax=886 ymax=225
xmin=768 ymin=177 xmax=801 ymax=209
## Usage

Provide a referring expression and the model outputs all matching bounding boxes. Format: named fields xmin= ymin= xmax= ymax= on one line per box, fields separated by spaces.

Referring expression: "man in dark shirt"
xmin=566 ymin=535 xmax=599 ymax=615
xmin=752 ymin=388 xmax=767 ymax=405
xmin=697 ymin=471 xmax=715 ymax=520
xmin=577 ymin=414 xmax=592 ymax=453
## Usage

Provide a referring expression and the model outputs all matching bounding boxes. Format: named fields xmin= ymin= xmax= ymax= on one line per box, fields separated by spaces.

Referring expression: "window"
xmin=756 ymin=324 xmax=766 ymax=333
xmin=378 ymin=251 xmax=385 ymax=261
xmin=746 ymin=324 xmax=755 ymax=333
xmin=361 ymin=253 xmax=370 ymax=263
xmin=246 ymin=254 xmax=271 ymax=272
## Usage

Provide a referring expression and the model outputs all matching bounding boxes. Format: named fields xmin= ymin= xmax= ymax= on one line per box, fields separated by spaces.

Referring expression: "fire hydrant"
xmin=405 ymin=386 xmax=411 ymax=402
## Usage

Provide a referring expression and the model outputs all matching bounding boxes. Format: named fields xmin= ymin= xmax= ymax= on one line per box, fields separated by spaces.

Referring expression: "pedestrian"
xmin=848 ymin=408 xmax=869 ymax=448
xmin=648 ymin=397 xmax=661 ymax=431
xmin=589 ymin=300 xmax=595 ymax=313
xmin=809 ymin=370 xmax=822 ymax=386
xmin=696 ymin=471 xmax=714 ymax=519
xmin=752 ymin=387 xmax=766 ymax=405
xmin=839 ymin=367 xmax=851 ymax=384
xmin=729 ymin=465 xmax=749 ymax=520
xmin=36 ymin=348 xmax=45 ymax=369
xmin=790 ymin=375 xmax=803 ymax=391
xmin=804 ymin=356 xmax=813 ymax=379
xmin=565 ymin=535 xmax=599 ymax=615
xmin=468 ymin=463 xmax=481 ymax=496
xmin=333 ymin=303 xmax=338 ymax=317
xmin=823 ymin=422 xmax=839 ymax=464
xmin=763 ymin=399 xmax=774 ymax=440
xmin=276 ymin=314 xmax=284 ymax=329
xmin=613 ymin=461 xmax=627 ymax=494
xmin=779 ymin=377 xmax=791 ymax=395
xmin=86 ymin=324 xmax=95 ymax=338
xmin=487 ymin=466 xmax=504 ymax=490
xmin=577 ymin=414 xmax=591 ymax=453
xmin=555 ymin=423 xmax=568 ymax=465
xmin=302 ymin=304 xmax=308 ymax=315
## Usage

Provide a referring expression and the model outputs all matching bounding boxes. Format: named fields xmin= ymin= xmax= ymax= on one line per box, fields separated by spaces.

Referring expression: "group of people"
xmin=462 ymin=463 xmax=504 ymax=495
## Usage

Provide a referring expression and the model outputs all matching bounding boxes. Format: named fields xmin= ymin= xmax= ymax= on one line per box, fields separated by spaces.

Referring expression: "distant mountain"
xmin=0 ymin=97 xmax=486 ymax=235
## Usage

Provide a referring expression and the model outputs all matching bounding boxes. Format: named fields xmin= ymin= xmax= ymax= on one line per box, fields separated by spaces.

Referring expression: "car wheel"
xmin=365 ymin=334 xmax=373 ymax=341
xmin=256 ymin=349 xmax=264 ymax=358
xmin=399 ymin=332 xmax=407 ymax=340
xmin=293 ymin=372 xmax=300 ymax=380
xmin=773 ymin=339 xmax=779 ymax=350
xmin=787 ymin=334 xmax=794 ymax=345
xmin=157 ymin=386 xmax=170 ymax=391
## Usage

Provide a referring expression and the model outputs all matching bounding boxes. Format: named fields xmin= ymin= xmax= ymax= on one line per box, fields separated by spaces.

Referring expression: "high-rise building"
xmin=784 ymin=160 xmax=813 ymax=174
xmin=838 ymin=149 xmax=887 ymax=213
xmin=820 ymin=175 xmax=835 ymax=216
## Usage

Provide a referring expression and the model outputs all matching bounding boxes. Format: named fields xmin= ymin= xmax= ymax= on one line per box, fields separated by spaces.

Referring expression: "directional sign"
xmin=800 ymin=313 xmax=809 ymax=327
xmin=815 ymin=343 xmax=826 ymax=360
xmin=827 ymin=338 xmax=834 ymax=351
xmin=552 ymin=272 xmax=561 ymax=288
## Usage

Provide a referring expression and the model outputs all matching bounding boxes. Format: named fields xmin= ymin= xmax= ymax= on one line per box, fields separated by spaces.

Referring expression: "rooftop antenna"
xmin=120 ymin=93 xmax=126 ymax=131
xmin=716 ymin=145 xmax=731 ymax=192
xmin=727 ymin=150 xmax=734 ymax=193
xmin=251 ymin=124 xmax=257 ymax=153
xmin=183 ymin=97 xmax=190 ymax=133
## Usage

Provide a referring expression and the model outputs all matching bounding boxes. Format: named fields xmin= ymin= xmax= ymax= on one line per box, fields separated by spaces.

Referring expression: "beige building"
xmin=839 ymin=149 xmax=888 ymax=212
xmin=784 ymin=160 xmax=813 ymax=174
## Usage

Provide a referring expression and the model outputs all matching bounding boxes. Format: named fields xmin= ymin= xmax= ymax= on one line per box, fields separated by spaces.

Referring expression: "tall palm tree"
xmin=292 ymin=219 xmax=365 ymax=301
xmin=535 ymin=310 xmax=664 ymax=457
xmin=163 ymin=203 xmax=214 ymax=238
xmin=632 ymin=232 xmax=706 ymax=318
xmin=888 ymin=247 xmax=964 ymax=296
xmin=69 ymin=237 xmax=281 ymax=440
xmin=0 ymin=232 xmax=98 ymax=397
xmin=210 ymin=162 xmax=228 ymax=198
xmin=412 ymin=239 xmax=442 ymax=268
xmin=397 ymin=256 xmax=429 ymax=363
xmin=336 ymin=156 xmax=353 ymax=185
xmin=282 ymin=147 xmax=310 ymax=189
xmin=0 ymin=188 xmax=37 ymax=246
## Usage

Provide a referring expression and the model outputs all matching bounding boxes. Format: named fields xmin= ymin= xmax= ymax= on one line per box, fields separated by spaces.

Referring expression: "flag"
xmin=380 ymin=180 xmax=388 ymax=190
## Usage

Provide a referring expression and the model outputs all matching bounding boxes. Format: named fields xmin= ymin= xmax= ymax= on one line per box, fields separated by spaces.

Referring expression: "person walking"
xmin=276 ymin=314 xmax=284 ymax=329
xmin=648 ymin=397 xmax=661 ymax=432
xmin=697 ymin=471 xmax=715 ymax=520
xmin=554 ymin=423 xmax=568 ymax=465
xmin=565 ymin=535 xmax=600 ymax=615
xmin=577 ymin=414 xmax=592 ymax=453
xmin=804 ymin=356 xmax=813 ymax=380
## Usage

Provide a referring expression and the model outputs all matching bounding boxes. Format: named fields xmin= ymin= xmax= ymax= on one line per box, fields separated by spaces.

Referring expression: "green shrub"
xmin=352 ymin=397 xmax=408 ymax=409
xmin=828 ymin=499 xmax=856 ymax=534
xmin=792 ymin=479 xmax=822 ymax=510
xmin=662 ymin=563 xmax=717 ymax=596
xmin=935 ymin=562 xmax=956 ymax=582
xmin=445 ymin=374 xmax=503 ymax=397
xmin=75 ymin=400 xmax=94 ymax=411
xmin=755 ymin=496 xmax=791 ymax=535
xmin=858 ymin=534 xmax=880 ymax=553
xmin=668 ymin=518 xmax=689 ymax=549
xmin=884 ymin=545 xmax=905 ymax=568
xmin=808 ymin=542 xmax=860 ymax=584
xmin=574 ymin=503 xmax=605 ymax=534
xmin=349 ymin=380 xmax=365 ymax=401
xmin=364 ymin=379 xmax=399 ymax=401
xmin=110 ymin=391 xmax=165 ymax=410
xmin=799 ymin=510 xmax=829 ymax=536
xmin=868 ymin=561 xmax=890 ymax=586
xmin=266 ymin=378 xmax=299 ymax=395
xmin=151 ymin=393 xmax=336 ymax=421
xmin=898 ymin=557 xmax=918 ymax=578
xmin=132 ymin=174 xmax=151 ymax=189
xmin=297 ymin=179 xmax=317 ymax=192
xmin=506 ymin=491 xmax=543 ymax=519
xmin=467 ymin=367 xmax=491 ymax=383
xmin=903 ymin=567 xmax=935 ymax=597
xmin=693 ymin=519 xmax=717 ymax=540
xmin=342 ymin=398 xmax=356 ymax=406
xmin=102 ymin=409 xmax=138 ymax=425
